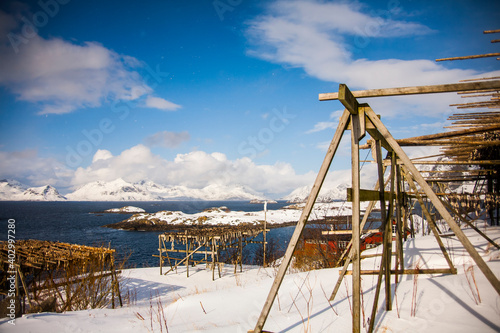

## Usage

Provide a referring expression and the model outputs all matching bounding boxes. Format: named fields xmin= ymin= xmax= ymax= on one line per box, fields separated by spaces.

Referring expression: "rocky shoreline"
xmin=103 ymin=219 xmax=297 ymax=232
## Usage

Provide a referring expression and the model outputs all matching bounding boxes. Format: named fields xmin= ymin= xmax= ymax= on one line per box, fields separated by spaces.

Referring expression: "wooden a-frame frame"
xmin=249 ymin=83 xmax=500 ymax=333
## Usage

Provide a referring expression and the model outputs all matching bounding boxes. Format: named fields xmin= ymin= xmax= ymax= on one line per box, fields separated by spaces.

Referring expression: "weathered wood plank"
xmin=321 ymin=229 xmax=379 ymax=235
xmin=251 ymin=109 xmax=351 ymax=333
xmin=339 ymin=83 xmax=359 ymax=114
xmin=347 ymin=188 xmax=392 ymax=202
xmin=344 ymin=268 xmax=457 ymax=275
xmin=436 ymin=52 xmax=500 ymax=62
xmin=319 ymin=80 xmax=500 ymax=101
xmin=351 ymin=112 xmax=361 ymax=333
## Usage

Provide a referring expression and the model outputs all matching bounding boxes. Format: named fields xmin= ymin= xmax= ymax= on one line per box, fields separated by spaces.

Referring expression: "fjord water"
xmin=0 ymin=201 xmax=294 ymax=267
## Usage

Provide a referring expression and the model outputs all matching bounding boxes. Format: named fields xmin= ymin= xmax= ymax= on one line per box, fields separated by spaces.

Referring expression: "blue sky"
xmin=0 ymin=0 xmax=499 ymax=198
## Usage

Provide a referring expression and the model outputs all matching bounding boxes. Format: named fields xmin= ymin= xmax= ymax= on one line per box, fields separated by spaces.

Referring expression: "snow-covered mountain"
xmin=1 ymin=178 xmax=265 ymax=201
xmin=0 ymin=180 xmax=67 ymax=201
xmin=133 ymin=180 xmax=263 ymax=200
xmin=65 ymin=178 xmax=264 ymax=201
xmin=282 ymin=183 xmax=348 ymax=203
xmin=65 ymin=178 xmax=163 ymax=201
xmin=0 ymin=179 xmax=27 ymax=199
xmin=20 ymin=185 xmax=67 ymax=201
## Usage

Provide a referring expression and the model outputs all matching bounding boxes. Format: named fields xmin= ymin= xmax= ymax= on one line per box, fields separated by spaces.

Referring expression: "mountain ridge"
xmin=0 ymin=178 xmax=268 ymax=201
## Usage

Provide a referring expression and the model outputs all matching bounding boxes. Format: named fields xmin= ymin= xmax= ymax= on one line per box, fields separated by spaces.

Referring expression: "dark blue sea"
xmin=0 ymin=201 xmax=295 ymax=267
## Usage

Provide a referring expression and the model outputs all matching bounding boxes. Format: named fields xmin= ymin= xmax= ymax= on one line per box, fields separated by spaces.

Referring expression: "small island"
xmin=93 ymin=206 xmax=146 ymax=214
xmin=249 ymin=199 xmax=278 ymax=204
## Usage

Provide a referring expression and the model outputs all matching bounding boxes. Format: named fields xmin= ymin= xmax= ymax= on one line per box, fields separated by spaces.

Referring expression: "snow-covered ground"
xmin=1 ymin=223 xmax=499 ymax=332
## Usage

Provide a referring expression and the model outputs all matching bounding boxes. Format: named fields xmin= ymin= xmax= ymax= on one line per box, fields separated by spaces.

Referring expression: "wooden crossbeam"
xmin=322 ymin=229 xmax=380 ymax=235
xmin=391 ymin=160 xmax=500 ymax=166
xmin=436 ymin=52 xmax=500 ymax=62
xmin=346 ymin=188 xmax=392 ymax=202
xmin=319 ymin=80 xmax=500 ymax=101
xmin=344 ymin=268 xmax=456 ymax=275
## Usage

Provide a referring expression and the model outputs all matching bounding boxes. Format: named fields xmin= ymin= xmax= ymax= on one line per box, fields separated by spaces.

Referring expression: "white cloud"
xmin=0 ymin=10 xmax=179 ymax=114
xmin=246 ymin=0 xmax=496 ymax=117
xmin=264 ymin=1 xmax=434 ymax=38
xmin=0 ymin=35 xmax=150 ymax=114
xmin=306 ymin=121 xmax=337 ymax=133
xmin=0 ymin=149 xmax=73 ymax=187
xmin=144 ymin=96 xmax=181 ymax=111
xmin=307 ymin=109 xmax=347 ymax=134
xmin=144 ymin=131 xmax=190 ymax=148
xmin=70 ymin=145 xmax=315 ymax=196
xmin=92 ymin=149 xmax=113 ymax=163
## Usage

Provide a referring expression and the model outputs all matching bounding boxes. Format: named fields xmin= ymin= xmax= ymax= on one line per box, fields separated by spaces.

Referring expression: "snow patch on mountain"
xmin=282 ymin=183 xmax=348 ymax=203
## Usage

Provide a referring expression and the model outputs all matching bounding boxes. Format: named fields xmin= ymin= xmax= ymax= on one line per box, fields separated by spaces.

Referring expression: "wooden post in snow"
xmin=159 ymin=236 xmax=163 ymax=275
xmin=263 ymin=201 xmax=267 ymax=268
xmin=351 ymin=111 xmax=362 ymax=333
xmin=250 ymin=109 xmax=350 ymax=333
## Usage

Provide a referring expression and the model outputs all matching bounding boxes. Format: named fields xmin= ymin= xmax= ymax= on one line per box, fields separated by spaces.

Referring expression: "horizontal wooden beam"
xmin=344 ymin=268 xmax=457 ymax=275
xmin=397 ymin=139 xmax=500 ymax=147
xmin=321 ymin=229 xmax=380 ymax=235
xmin=388 ymin=160 xmax=500 ymax=166
xmin=319 ymin=80 xmax=500 ymax=101
xmin=360 ymin=253 xmax=396 ymax=259
xmin=347 ymin=188 xmax=392 ymax=202
xmin=436 ymin=53 xmax=500 ymax=62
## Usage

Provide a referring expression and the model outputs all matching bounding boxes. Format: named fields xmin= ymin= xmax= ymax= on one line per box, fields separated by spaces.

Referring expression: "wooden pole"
xmin=395 ymin=165 xmax=404 ymax=278
xmin=319 ymin=80 xmax=500 ymax=101
xmin=186 ymin=240 xmax=189 ymax=278
xmin=351 ymin=112 xmax=362 ymax=333
xmin=212 ymin=239 xmax=215 ymax=281
xmin=239 ymin=235 xmax=243 ymax=273
xmin=250 ymin=109 xmax=350 ymax=333
xmin=263 ymin=202 xmax=267 ymax=268
xmin=205 ymin=239 xmax=208 ymax=269
xmin=401 ymin=171 xmax=409 ymax=242
xmin=384 ymin=152 xmax=395 ymax=311
xmin=368 ymin=138 xmax=391 ymax=332
xmin=365 ymin=106 xmax=500 ymax=295
xmin=159 ymin=236 xmax=163 ymax=275
xmin=16 ymin=266 xmax=34 ymax=310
